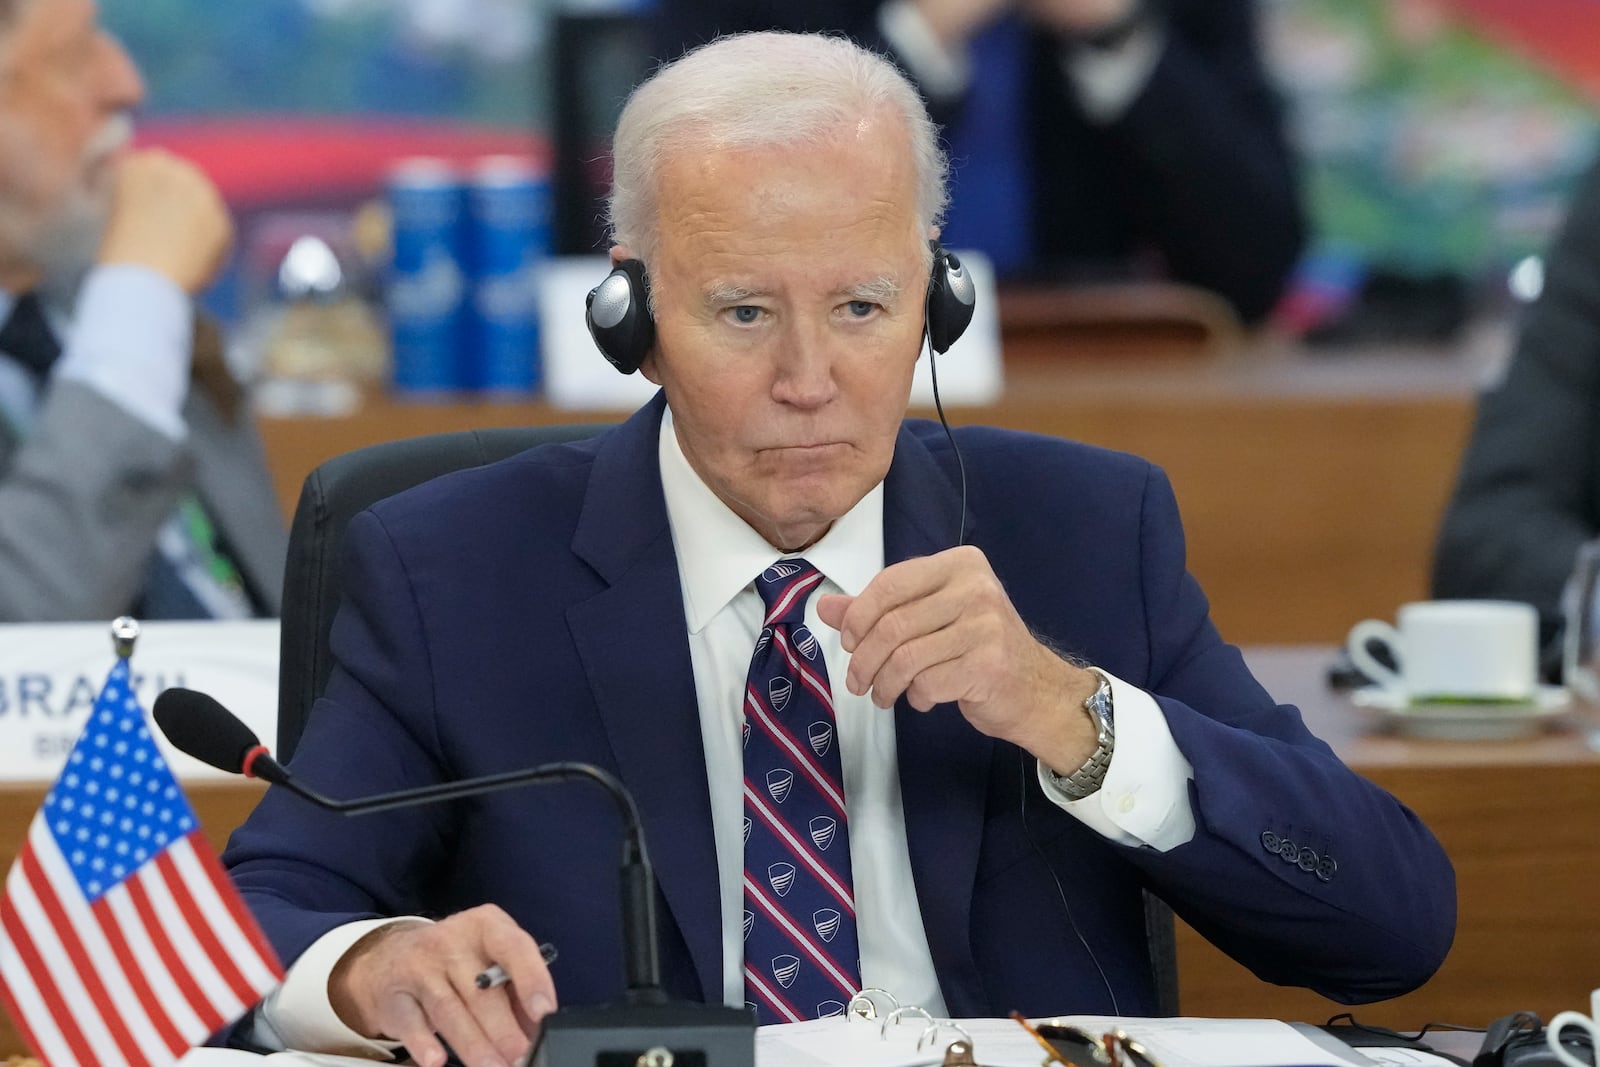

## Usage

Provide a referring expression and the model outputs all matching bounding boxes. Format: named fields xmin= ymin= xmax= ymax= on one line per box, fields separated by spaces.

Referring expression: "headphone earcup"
xmin=585 ymin=258 xmax=655 ymax=375
xmin=926 ymin=242 xmax=976 ymax=355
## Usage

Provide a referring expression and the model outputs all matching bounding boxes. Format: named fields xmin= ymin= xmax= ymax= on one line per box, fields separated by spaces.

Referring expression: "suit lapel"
xmin=187 ymin=393 xmax=289 ymax=614
xmin=883 ymin=425 xmax=994 ymax=1016
xmin=566 ymin=395 xmax=724 ymax=1002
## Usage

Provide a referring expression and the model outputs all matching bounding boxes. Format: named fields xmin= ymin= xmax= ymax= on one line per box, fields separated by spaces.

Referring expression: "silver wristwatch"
xmin=1045 ymin=671 xmax=1115 ymax=800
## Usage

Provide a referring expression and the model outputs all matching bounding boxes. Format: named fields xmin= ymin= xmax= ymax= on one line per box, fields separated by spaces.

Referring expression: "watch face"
xmin=1087 ymin=680 xmax=1114 ymax=738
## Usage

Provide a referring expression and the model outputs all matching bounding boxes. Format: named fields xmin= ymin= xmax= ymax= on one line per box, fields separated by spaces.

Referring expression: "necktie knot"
xmin=0 ymin=292 xmax=62 ymax=382
xmin=757 ymin=559 xmax=823 ymax=630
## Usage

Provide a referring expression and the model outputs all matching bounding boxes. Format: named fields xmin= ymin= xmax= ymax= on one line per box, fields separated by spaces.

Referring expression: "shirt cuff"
xmin=1038 ymin=668 xmax=1195 ymax=850
xmin=1060 ymin=21 xmax=1165 ymax=124
xmin=53 ymin=263 xmax=192 ymax=442
xmin=253 ymin=917 xmax=427 ymax=1058
xmin=877 ymin=0 xmax=971 ymax=100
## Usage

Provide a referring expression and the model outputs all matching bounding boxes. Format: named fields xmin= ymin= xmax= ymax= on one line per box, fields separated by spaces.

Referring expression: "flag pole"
xmin=110 ymin=615 xmax=139 ymax=660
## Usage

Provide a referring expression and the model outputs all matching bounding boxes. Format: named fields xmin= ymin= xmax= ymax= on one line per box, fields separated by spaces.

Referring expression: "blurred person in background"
xmin=0 ymin=0 xmax=285 ymax=621
xmin=1433 ymin=151 xmax=1600 ymax=666
xmin=651 ymin=0 xmax=1306 ymax=324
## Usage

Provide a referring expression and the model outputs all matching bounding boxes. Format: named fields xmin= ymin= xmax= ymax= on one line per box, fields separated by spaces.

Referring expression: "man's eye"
xmin=846 ymin=300 xmax=876 ymax=317
xmin=731 ymin=306 xmax=762 ymax=324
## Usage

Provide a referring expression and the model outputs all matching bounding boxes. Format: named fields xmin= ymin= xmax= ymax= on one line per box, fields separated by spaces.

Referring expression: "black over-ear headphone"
xmin=584 ymin=240 xmax=977 ymax=375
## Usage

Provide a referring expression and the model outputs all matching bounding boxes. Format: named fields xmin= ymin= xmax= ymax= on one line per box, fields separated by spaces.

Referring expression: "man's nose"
xmin=772 ymin=320 xmax=840 ymax=407
xmin=96 ymin=33 xmax=146 ymax=113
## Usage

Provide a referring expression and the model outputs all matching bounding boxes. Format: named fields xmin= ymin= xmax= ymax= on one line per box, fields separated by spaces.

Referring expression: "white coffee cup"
xmin=1546 ymin=988 xmax=1600 ymax=1067
xmin=1345 ymin=600 xmax=1538 ymax=702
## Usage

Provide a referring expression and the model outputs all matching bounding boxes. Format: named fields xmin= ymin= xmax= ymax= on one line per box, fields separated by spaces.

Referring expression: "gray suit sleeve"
xmin=0 ymin=380 xmax=192 ymax=621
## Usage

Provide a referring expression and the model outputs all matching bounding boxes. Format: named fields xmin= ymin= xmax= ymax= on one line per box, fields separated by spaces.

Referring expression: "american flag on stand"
xmin=0 ymin=658 xmax=283 ymax=1067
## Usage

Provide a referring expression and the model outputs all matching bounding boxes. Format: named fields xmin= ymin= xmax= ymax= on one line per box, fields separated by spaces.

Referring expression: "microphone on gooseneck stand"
xmin=152 ymin=688 xmax=755 ymax=1067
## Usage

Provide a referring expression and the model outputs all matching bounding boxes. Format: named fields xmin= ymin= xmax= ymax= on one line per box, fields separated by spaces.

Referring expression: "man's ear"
xmin=638 ymin=349 xmax=661 ymax=384
xmin=614 ymin=245 xmax=657 ymax=380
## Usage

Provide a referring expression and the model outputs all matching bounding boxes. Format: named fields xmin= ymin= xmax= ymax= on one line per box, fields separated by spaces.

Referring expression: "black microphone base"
xmin=528 ymin=1001 xmax=756 ymax=1067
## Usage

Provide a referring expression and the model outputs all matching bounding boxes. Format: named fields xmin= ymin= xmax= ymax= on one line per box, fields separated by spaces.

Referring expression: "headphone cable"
xmin=1018 ymin=750 xmax=1123 ymax=1016
xmin=926 ymin=337 xmax=969 ymax=547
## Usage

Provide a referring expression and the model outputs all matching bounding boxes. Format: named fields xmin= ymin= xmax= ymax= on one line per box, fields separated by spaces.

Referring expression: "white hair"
xmin=607 ymin=31 xmax=948 ymax=269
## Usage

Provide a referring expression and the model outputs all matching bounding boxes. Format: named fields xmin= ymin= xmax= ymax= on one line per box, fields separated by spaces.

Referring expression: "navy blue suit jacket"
xmin=225 ymin=395 xmax=1454 ymax=1017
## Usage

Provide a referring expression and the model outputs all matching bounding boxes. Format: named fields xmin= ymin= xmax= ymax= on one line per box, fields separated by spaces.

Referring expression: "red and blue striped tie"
xmin=741 ymin=558 xmax=861 ymax=1022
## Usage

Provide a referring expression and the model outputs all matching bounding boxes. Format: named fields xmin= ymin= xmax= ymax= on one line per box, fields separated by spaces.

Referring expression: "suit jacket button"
xmin=1316 ymin=855 xmax=1337 ymax=882
xmin=1260 ymin=830 xmax=1280 ymax=852
xmin=1296 ymin=846 xmax=1319 ymax=872
xmin=1277 ymin=838 xmax=1299 ymax=862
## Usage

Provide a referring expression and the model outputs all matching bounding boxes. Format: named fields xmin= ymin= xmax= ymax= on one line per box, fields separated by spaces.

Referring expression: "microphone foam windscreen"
xmin=151 ymin=687 xmax=261 ymax=775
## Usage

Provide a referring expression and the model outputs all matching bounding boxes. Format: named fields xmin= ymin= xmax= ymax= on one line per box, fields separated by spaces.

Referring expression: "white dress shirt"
xmin=256 ymin=405 xmax=1196 ymax=1053
xmin=0 ymin=264 xmax=194 ymax=442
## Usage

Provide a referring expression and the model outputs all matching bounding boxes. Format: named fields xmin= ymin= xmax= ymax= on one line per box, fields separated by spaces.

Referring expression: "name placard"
xmin=0 ymin=620 xmax=279 ymax=782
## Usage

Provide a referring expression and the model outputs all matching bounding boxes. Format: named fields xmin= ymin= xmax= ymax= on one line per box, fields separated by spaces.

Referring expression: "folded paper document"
xmin=178 ymin=1051 xmax=388 ymax=1065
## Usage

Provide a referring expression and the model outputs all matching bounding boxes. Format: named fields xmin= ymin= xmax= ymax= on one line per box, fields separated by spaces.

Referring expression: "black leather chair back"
xmin=276 ymin=423 xmax=609 ymax=762
xmin=1146 ymin=891 xmax=1180 ymax=1015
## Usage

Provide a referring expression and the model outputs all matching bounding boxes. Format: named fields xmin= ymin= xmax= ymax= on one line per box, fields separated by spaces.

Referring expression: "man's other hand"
xmin=328 ymin=905 xmax=558 ymax=1067
xmin=817 ymin=544 xmax=1102 ymax=773
xmin=97 ymin=149 xmax=233 ymax=295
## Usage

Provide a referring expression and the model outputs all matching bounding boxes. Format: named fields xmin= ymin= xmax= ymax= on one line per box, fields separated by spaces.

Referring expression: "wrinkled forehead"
xmin=652 ymin=119 xmax=921 ymax=230
xmin=652 ymin=128 xmax=925 ymax=271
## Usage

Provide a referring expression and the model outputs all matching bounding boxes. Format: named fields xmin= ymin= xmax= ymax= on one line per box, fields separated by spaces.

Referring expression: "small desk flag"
xmin=0 ymin=656 xmax=283 ymax=1066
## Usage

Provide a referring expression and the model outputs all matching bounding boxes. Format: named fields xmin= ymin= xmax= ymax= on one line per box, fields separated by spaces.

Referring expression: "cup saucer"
xmin=1348 ymin=684 xmax=1572 ymax=740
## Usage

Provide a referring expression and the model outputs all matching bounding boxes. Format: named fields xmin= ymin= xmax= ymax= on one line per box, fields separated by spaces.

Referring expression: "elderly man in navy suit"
xmin=225 ymin=31 xmax=1454 ymax=1067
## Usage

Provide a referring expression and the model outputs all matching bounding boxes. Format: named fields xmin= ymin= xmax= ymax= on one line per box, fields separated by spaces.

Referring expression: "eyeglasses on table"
xmin=1010 ymin=1011 xmax=1166 ymax=1067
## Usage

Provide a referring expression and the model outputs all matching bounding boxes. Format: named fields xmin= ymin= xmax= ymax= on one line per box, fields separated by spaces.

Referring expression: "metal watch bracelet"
xmin=1046 ymin=671 xmax=1115 ymax=800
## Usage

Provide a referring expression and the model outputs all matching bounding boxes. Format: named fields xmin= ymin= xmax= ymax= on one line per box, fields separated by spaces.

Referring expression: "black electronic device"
xmin=549 ymin=8 xmax=655 ymax=257
xmin=584 ymin=240 xmax=976 ymax=374
xmin=151 ymin=687 xmax=755 ymax=1067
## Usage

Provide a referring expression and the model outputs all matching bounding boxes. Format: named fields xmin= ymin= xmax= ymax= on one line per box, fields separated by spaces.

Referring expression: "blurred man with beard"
xmin=0 ymin=0 xmax=286 ymax=621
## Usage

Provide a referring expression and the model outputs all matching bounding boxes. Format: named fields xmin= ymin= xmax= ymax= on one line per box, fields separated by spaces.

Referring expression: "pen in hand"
xmin=475 ymin=942 xmax=558 ymax=989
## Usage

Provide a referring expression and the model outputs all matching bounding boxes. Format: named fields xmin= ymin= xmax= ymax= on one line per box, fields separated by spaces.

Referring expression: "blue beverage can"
xmin=386 ymin=158 xmax=467 ymax=393
xmin=465 ymin=155 xmax=550 ymax=393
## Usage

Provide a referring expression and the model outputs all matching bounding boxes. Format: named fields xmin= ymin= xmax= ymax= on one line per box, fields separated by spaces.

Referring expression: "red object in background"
xmin=136 ymin=116 xmax=549 ymax=209
xmin=1446 ymin=0 xmax=1600 ymax=102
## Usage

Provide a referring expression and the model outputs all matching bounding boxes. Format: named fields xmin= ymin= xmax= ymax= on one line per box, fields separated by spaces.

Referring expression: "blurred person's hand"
xmin=97 ymin=149 xmax=233 ymax=295
xmin=1021 ymin=0 xmax=1142 ymax=36
xmin=329 ymin=906 xmax=558 ymax=1067
xmin=911 ymin=0 xmax=1014 ymax=50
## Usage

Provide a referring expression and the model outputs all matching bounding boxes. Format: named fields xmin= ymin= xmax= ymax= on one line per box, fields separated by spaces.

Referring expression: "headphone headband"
xmin=585 ymin=240 xmax=974 ymax=374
